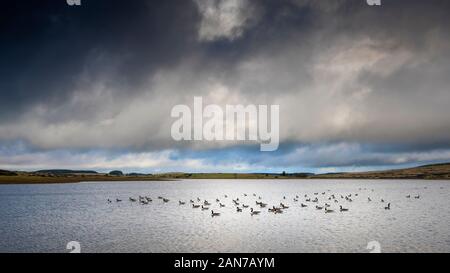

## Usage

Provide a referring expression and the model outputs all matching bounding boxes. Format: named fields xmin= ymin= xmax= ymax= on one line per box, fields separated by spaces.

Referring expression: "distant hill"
xmin=313 ymin=163 xmax=450 ymax=180
xmin=35 ymin=169 xmax=98 ymax=175
xmin=0 ymin=170 xmax=17 ymax=176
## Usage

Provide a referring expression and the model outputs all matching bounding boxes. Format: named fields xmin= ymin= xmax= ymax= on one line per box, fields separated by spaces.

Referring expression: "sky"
xmin=1 ymin=0 xmax=450 ymax=174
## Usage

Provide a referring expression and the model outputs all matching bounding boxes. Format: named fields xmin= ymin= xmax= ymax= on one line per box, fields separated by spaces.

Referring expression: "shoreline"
xmin=2 ymin=162 xmax=450 ymax=184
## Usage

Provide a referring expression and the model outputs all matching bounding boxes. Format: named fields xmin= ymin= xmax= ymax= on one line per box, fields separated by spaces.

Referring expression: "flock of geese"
xmin=107 ymin=187 xmax=426 ymax=217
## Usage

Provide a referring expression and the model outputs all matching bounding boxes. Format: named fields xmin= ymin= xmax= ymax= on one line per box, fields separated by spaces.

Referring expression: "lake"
xmin=0 ymin=179 xmax=449 ymax=253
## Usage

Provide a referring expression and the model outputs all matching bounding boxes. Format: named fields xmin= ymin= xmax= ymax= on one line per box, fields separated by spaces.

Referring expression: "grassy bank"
xmin=1 ymin=163 xmax=450 ymax=184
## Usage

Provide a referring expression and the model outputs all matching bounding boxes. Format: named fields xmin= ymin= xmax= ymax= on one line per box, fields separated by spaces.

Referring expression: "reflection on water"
xmin=1 ymin=179 xmax=449 ymax=253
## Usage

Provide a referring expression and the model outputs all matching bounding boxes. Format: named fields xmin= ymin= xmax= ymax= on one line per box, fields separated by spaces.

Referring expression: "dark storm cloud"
xmin=0 ymin=0 xmax=200 ymax=120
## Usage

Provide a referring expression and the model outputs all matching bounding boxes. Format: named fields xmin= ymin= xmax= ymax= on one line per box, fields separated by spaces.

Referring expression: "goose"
xmin=280 ymin=203 xmax=289 ymax=209
xmin=190 ymin=199 xmax=194 ymax=203
xmin=244 ymin=194 xmax=247 ymax=197
xmin=201 ymin=205 xmax=209 ymax=210
xmin=368 ymin=197 xmax=372 ymax=202
xmin=385 ymin=203 xmax=391 ymax=210
xmin=204 ymin=200 xmax=211 ymax=206
xmin=306 ymin=198 xmax=311 ymax=202
xmin=236 ymin=207 xmax=242 ymax=212
xmin=192 ymin=204 xmax=200 ymax=208
xmin=242 ymin=204 xmax=249 ymax=208
xmin=315 ymin=205 xmax=323 ymax=210
xmin=253 ymin=193 xmax=257 ymax=197
xmin=129 ymin=197 xmax=137 ymax=202
xmin=158 ymin=196 xmax=163 ymax=199
xmin=216 ymin=198 xmax=220 ymax=202
xmin=116 ymin=199 xmax=122 ymax=202
xmin=406 ymin=195 xmax=411 ymax=198
xmin=219 ymin=203 xmax=226 ymax=208
xmin=259 ymin=203 xmax=267 ymax=208
xmin=197 ymin=197 xmax=201 ymax=202
xmin=141 ymin=200 xmax=149 ymax=205
xmin=163 ymin=198 xmax=170 ymax=203
xmin=211 ymin=210 xmax=221 ymax=217
xmin=293 ymin=199 xmax=298 ymax=202
xmin=334 ymin=199 xmax=339 ymax=203
xmin=301 ymin=203 xmax=308 ymax=208
xmin=250 ymin=208 xmax=261 ymax=215
xmin=381 ymin=199 xmax=384 ymax=203
xmin=415 ymin=195 xmax=420 ymax=199
xmin=179 ymin=201 xmax=186 ymax=205
xmin=339 ymin=205 xmax=349 ymax=212
xmin=145 ymin=197 xmax=153 ymax=202
xmin=107 ymin=199 xmax=112 ymax=203
xmin=325 ymin=207 xmax=335 ymax=213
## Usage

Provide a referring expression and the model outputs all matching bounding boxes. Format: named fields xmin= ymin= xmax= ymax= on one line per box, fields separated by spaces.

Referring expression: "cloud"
xmin=1 ymin=0 xmax=450 ymax=171
xmin=194 ymin=0 xmax=262 ymax=41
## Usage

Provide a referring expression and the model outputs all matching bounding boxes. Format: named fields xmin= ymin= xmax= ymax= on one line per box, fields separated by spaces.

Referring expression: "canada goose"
xmin=163 ymin=198 xmax=170 ymax=203
xmin=385 ymin=203 xmax=391 ymax=210
xmin=158 ymin=196 xmax=163 ymax=199
xmin=242 ymin=204 xmax=249 ymax=208
xmin=406 ymin=195 xmax=411 ymax=198
xmin=325 ymin=207 xmax=335 ymax=213
xmin=236 ymin=207 xmax=242 ymax=212
xmin=301 ymin=203 xmax=308 ymax=208
xmin=415 ymin=195 xmax=420 ymax=199
xmin=204 ymin=200 xmax=211 ymax=206
xmin=340 ymin=206 xmax=349 ymax=212
xmin=306 ymin=198 xmax=311 ymax=202
xmin=179 ymin=201 xmax=186 ymax=205
xmin=259 ymin=203 xmax=267 ymax=208
xmin=211 ymin=210 xmax=220 ymax=217
xmin=280 ymin=203 xmax=289 ymax=209
xmin=146 ymin=197 xmax=153 ymax=202
xmin=219 ymin=203 xmax=226 ymax=208
xmin=216 ymin=198 xmax=220 ymax=202
xmin=201 ymin=205 xmax=209 ymax=210
xmin=192 ymin=204 xmax=200 ymax=208
xmin=129 ymin=197 xmax=137 ymax=202
xmin=116 ymin=199 xmax=122 ymax=202
xmin=315 ymin=205 xmax=323 ymax=210
xmin=250 ymin=208 xmax=261 ymax=215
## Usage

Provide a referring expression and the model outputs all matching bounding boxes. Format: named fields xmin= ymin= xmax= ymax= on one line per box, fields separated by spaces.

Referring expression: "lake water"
xmin=1 ymin=179 xmax=449 ymax=253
